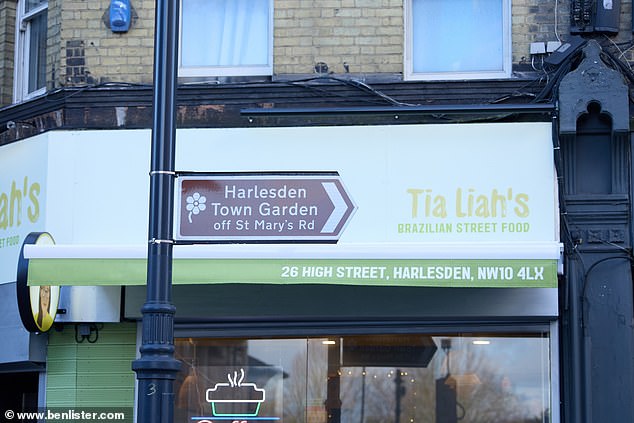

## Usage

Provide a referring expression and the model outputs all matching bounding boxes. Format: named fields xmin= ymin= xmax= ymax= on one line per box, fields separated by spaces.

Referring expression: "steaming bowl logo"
xmin=206 ymin=368 xmax=266 ymax=417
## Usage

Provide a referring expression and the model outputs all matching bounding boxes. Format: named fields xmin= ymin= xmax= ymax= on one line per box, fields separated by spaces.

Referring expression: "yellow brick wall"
xmin=511 ymin=0 xmax=569 ymax=65
xmin=274 ymin=0 xmax=403 ymax=75
xmin=0 ymin=0 xmax=16 ymax=104
xmin=11 ymin=0 xmax=634 ymax=91
xmin=511 ymin=1 xmax=632 ymax=65
xmin=49 ymin=0 xmax=592 ymax=84
xmin=54 ymin=0 xmax=155 ymax=87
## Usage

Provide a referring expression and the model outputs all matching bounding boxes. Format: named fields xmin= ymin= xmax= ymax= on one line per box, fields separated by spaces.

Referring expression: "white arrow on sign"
xmin=321 ymin=182 xmax=349 ymax=233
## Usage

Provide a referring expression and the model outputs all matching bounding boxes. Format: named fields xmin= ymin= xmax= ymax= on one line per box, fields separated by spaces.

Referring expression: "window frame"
xmin=14 ymin=0 xmax=48 ymax=102
xmin=403 ymin=0 xmax=512 ymax=81
xmin=178 ymin=0 xmax=274 ymax=78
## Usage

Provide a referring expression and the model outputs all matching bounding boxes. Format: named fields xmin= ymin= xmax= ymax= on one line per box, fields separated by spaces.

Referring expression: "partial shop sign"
xmin=0 ymin=135 xmax=47 ymax=284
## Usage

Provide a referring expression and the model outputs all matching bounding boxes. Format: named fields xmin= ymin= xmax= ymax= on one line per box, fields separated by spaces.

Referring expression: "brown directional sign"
xmin=175 ymin=174 xmax=356 ymax=242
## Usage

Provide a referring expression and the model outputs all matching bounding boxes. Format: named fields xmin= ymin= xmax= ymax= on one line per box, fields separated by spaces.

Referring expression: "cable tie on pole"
xmin=149 ymin=170 xmax=176 ymax=176
xmin=149 ymin=238 xmax=174 ymax=245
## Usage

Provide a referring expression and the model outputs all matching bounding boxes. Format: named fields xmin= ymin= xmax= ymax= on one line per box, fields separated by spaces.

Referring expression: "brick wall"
xmin=512 ymin=0 xmax=572 ymax=64
xmin=274 ymin=0 xmax=403 ymax=75
xmin=55 ymin=0 xmax=155 ymax=87
xmin=0 ymin=0 xmax=16 ymax=105
xmin=1 ymin=0 xmax=633 ymax=104
xmin=51 ymin=0 xmax=631 ymax=83
xmin=48 ymin=0 xmax=62 ymax=90
xmin=512 ymin=1 xmax=633 ymax=65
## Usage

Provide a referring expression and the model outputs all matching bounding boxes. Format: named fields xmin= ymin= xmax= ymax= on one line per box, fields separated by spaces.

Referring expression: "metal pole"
xmin=132 ymin=0 xmax=181 ymax=422
xmin=394 ymin=369 xmax=403 ymax=423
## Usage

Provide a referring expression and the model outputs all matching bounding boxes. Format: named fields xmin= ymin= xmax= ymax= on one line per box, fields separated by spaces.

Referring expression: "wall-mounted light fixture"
xmin=110 ymin=0 xmax=131 ymax=33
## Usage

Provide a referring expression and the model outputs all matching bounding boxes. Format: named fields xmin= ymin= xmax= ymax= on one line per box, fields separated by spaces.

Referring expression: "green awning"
xmin=28 ymin=257 xmax=558 ymax=288
xmin=24 ymin=243 xmax=561 ymax=288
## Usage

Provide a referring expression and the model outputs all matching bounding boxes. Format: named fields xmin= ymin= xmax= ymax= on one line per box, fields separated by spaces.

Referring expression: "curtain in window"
xmin=181 ymin=0 xmax=269 ymax=68
xmin=412 ymin=0 xmax=504 ymax=73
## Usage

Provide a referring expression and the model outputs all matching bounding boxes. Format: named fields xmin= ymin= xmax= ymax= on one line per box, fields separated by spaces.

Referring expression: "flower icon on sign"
xmin=186 ymin=192 xmax=206 ymax=223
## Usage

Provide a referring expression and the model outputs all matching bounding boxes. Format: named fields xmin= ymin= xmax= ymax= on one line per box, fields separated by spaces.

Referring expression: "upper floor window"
xmin=405 ymin=0 xmax=511 ymax=80
xmin=179 ymin=0 xmax=273 ymax=78
xmin=14 ymin=0 xmax=48 ymax=102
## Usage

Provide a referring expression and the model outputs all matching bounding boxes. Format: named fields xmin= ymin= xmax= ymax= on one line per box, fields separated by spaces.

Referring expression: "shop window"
xmin=174 ymin=333 xmax=552 ymax=422
xmin=179 ymin=0 xmax=272 ymax=78
xmin=404 ymin=0 xmax=511 ymax=81
xmin=14 ymin=0 xmax=48 ymax=102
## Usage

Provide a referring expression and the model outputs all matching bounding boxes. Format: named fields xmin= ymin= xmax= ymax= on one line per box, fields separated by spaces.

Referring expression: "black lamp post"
xmin=131 ymin=0 xmax=181 ymax=422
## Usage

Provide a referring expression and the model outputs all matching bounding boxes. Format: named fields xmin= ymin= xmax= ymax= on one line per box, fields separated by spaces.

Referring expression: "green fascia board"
xmin=28 ymin=257 xmax=558 ymax=288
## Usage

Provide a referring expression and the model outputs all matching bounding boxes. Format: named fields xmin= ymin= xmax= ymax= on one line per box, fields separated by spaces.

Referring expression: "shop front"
xmin=18 ymin=121 xmax=561 ymax=422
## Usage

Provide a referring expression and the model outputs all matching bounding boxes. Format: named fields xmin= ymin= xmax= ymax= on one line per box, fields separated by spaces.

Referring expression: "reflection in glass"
xmin=412 ymin=0 xmax=505 ymax=74
xmin=175 ymin=333 xmax=550 ymax=422
xmin=28 ymin=10 xmax=48 ymax=93
xmin=25 ymin=0 xmax=46 ymax=12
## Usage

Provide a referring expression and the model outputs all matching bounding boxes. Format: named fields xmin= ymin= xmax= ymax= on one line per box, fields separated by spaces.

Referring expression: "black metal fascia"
xmin=240 ymin=103 xmax=556 ymax=117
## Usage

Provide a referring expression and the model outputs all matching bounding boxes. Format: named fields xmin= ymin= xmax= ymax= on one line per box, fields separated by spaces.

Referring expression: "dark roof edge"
xmin=0 ymin=79 xmax=551 ymax=145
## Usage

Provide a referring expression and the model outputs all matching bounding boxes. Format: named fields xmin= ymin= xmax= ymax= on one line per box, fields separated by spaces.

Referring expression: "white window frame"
xmin=14 ymin=0 xmax=48 ymax=102
xmin=178 ymin=0 xmax=273 ymax=78
xmin=404 ymin=0 xmax=512 ymax=81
